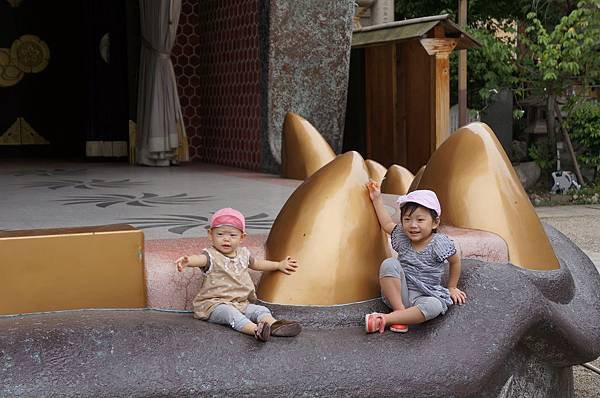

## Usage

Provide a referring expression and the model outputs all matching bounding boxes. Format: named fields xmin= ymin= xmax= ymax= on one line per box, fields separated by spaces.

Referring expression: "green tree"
xmin=394 ymin=0 xmax=577 ymax=27
xmin=518 ymin=0 xmax=600 ymax=181
xmin=449 ymin=24 xmax=519 ymax=112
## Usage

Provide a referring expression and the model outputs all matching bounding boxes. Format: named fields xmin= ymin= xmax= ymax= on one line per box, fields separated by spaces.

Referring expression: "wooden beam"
xmin=420 ymin=38 xmax=458 ymax=55
xmin=430 ymin=51 xmax=452 ymax=150
xmin=420 ymin=38 xmax=455 ymax=149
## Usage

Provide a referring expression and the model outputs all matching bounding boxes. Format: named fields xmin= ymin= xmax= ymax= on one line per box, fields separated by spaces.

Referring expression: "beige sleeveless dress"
xmin=192 ymin=246 xmax=257 ymax=320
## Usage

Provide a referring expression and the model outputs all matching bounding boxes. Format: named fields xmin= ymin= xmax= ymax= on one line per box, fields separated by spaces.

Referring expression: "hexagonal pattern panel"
xmin=173 ymin=0 xmax=262 ymax=170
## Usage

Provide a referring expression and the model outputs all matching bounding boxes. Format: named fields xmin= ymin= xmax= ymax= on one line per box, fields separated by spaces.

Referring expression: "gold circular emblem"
xmin=0 ymin=48 xmax=24 ymax=87
xmin=10 ymin=34 xmax=50 ymax=73
xmin=0 ymin=65 xmax=24 ymax=87
xmin=0 ymin=48 xmax=10 ymax=66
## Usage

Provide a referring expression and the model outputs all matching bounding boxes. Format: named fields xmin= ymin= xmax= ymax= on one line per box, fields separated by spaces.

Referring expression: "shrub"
xmin=566 ymin=100 xmax=600 ymax=180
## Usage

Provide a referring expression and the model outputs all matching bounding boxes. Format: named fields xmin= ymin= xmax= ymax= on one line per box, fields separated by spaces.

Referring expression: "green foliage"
xmin=449 ymin=25 xmax=519 ymax=111
xmin=394 ymin=0 xmax=577 ymax=29
xmin=528 ymin=141 xmax=555 ymax=172
xmin=394 ymin=0 xmax=531 ymax=23
xmin=518 ymin=0 xmax=600 ymax=99
xmin=574 ymin=181 xmax=600 ymax=196
xmin=515 ymin=0 xmax=600 ymax=180
xmin=566 ymin=100 xmax=600 ymax=176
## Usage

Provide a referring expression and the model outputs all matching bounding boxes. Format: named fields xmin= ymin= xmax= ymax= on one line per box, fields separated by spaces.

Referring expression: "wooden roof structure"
xmin=352 ymin=14 xmax=481 ymax=49
xmin=345 ymin=15 xmax=481 ymax=172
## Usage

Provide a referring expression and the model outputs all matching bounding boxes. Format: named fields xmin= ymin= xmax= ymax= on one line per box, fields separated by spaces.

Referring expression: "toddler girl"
xmin=175 ymin=207 xmax=301 ymax=342
xmin=365 ymin=182 xmax=466 ymax=334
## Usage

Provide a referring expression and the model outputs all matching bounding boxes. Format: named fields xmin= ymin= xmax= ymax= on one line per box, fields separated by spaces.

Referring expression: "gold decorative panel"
xmin=11 ymin=35 xmax=49 ymax=73
xmin=0 ymin=225 xmax=146 ymax=315
xmin=0 ymin=35 xmax=49 ymax=88
xmin=0 ymin=117 xmax=49 ymax=145
xmin=0 ymin=48 xmax=24 ymax=87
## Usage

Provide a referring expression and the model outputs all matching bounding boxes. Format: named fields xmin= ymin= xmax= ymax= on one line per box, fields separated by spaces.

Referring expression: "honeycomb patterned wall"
xmin=173 ymin=0 xmax=262 ymax=170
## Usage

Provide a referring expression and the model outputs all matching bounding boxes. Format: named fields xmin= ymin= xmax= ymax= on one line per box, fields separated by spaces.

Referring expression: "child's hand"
xmin=449 ymin=287 xmax=467 ymax=305
xmin=175 ymin=256 xmax=190 ymax=272
xmin=366 ymin=180 xmax=381 ymax=201
xmin=278 ymin=256 xmax=299 ymax=275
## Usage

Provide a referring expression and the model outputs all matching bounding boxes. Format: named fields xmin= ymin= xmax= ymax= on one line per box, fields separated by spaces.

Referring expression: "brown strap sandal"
xmin=254 ymin=321 xmax=271 ymax=342
xmin=270 ymin=319 xmax=301 ymax=337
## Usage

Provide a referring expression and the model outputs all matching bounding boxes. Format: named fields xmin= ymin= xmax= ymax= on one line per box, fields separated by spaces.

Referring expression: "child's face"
xmin=401 ymin=206 xmax=440 ymax=244
xmin=208 ymin=225 xmax=246 ymax=256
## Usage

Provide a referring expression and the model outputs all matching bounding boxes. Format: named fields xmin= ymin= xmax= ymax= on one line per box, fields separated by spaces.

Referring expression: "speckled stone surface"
xmin=260 ymin=0 xmax=354 ymax=172
xmin=2 ymin=225 xmax=599 ymax=397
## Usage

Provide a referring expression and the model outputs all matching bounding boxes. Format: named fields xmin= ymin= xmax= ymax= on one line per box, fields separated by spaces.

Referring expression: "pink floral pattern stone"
xmin=144 ymin=234 xmax=267 ymax=311
xmin=438 ymin=225 xmax=508 ymax=264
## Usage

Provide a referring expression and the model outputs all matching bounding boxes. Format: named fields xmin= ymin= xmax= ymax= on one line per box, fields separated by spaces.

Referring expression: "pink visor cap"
xmin=396 ymin=190 xmax=442 ymax=217
xmin=210 ymin=208 xmax=246 ymax=232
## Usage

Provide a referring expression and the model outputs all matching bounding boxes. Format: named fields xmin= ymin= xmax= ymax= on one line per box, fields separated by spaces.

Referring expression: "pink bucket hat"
xmin=396 ymin=190 xmax=441 ymax=217
xmin=210 ymin=208 xmax=246 ymax=232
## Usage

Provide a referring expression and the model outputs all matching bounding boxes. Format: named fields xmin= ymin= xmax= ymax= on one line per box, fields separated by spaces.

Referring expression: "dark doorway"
xmin=0 ymin=0 xmax=131 ymax=159
xmin=342 ymin=48 xmax=367 ymax=158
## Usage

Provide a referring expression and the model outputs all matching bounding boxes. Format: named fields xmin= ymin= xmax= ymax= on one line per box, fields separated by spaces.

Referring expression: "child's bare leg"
xmin=260 ymin=314 xmax=277 ymax=325
xmin=240 ymin=322 xmax=258 ymax=336
xmin=380 ymin=276 xmax=406 ymax=310
xmin=383 ymin=307 xmax=426 ymax=326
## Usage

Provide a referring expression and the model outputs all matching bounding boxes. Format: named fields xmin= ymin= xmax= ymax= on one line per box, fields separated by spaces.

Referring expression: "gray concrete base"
xmin=1 ymin=225 xmax=599 ymax=397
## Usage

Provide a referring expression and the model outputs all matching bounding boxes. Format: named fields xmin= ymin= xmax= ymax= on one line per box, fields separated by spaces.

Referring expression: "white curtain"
xmin=137 ymin=0 xmax=188 ymax=166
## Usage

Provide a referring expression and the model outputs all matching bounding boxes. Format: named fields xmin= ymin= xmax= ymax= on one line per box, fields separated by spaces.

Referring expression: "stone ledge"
xmin=2 ymin=226 xmax=598 ymax=397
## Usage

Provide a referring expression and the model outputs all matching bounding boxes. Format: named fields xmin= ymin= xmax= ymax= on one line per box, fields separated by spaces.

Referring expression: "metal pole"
xmin=554 ymin=101 xmax=585 ymax=186
xmin=458 ymin=0 xmax=467 ymax=127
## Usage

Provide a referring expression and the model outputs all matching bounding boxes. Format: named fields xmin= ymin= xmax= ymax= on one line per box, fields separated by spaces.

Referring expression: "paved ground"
xmin=0 ymin=159 xmax=300 ymax=239
xmin=535 ymin=205 xmax=600 ymax=397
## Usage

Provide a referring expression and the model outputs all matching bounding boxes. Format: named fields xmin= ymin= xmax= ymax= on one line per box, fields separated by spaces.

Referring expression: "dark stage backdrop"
xmin=0 ymin=0 xmax=130 ymax=158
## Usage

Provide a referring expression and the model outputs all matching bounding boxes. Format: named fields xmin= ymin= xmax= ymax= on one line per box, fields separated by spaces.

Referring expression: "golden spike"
xmin=258 ymin=151 xmax=391 ymax=305
xmin=365 ymin=159 xmax=387 ymax=185
xmin=416 ymin=122 xmax=559 ymax=270
xmin=281 ymin=112 xmax=336 ymax=180
xmin=381 ymin=164 xmax=415 ymax=195
xmin=408 ymin=165 xmax=426 ymax=193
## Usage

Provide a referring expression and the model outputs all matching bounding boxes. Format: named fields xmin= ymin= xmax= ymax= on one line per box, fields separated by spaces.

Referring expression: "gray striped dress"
xmin=390 ymin=225 xmax=456 ymax=312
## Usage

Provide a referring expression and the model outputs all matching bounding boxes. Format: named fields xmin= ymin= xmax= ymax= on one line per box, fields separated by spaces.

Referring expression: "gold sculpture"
xmin=281 ymin=112 xmax=336 ymax=180
xmin=365 ymin=159 xmax=387 ymax=185
xmin=381 ymin=164 xmax=415 ymax=195
xmin=408 ymin=165 xmax=426 ymax=193
xmin=415 ymin=122 xmax=559 ymax=270
xmin=258 ymin=151 xmax=390 ymax=305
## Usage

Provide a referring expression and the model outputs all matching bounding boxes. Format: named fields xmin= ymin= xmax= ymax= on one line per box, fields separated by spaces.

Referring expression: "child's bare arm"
xmin=447 ymin=251 xmax=467 ymax=305
xmin=250 ymin=256 xmax=299 ymax=275
xmin=366 ymin=180 xmax=396 ymax=234
xmin=175 ymin=254 xmax=208 ymax=272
